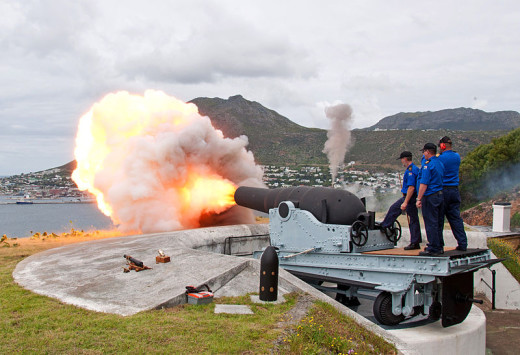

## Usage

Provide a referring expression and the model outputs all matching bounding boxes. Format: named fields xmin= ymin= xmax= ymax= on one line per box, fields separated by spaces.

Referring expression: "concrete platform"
xmin=215 ymin=304 xmax=254 ymax=314
xmin=13 ymin=224 xmax=487 ymax=354
xmin=250 ymin=294 xmax=286 ymax=304
xmin=13 ymin=225 xmax=270 ymax=316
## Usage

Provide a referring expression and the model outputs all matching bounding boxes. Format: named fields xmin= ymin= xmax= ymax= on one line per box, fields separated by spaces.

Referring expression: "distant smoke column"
xmin=322 ymin=104 xmax=353 ymax=184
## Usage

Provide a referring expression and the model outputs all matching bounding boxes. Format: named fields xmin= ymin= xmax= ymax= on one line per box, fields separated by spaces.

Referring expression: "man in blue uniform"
xmin=437 ymin=136 xmax=468 ymax=251
xmin=416 ymin=143 xmax=445 ymax=256
xmin=416 ymin=154 xmax=426 ymax=195
xmin=381 ymin=151 xmax=422 ymax=250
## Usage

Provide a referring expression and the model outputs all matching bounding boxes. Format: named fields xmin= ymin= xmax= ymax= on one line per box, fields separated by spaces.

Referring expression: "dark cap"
xmin=421 ymin=143 xmax=437 ymax=152
xmin=439 ymin=136 xmax=452 ymax=145
xmin=397 ymin=151 xmax=413 ymax=160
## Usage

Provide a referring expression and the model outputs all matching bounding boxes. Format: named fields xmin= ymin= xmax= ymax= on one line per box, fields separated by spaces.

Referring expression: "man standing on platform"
xmin=416 ymin=143 xmax=445 ymax=256
xmin=381 ymin=151 xmax=422 ymax=250
xmin=438 ymin=136 xmax=468 ymax=251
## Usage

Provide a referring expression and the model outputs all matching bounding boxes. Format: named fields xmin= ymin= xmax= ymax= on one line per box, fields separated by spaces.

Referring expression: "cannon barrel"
xmin=234 ymin=186 xmax=366 ymax=225
xmin=123 ymin=254 xmax=144 ymax=268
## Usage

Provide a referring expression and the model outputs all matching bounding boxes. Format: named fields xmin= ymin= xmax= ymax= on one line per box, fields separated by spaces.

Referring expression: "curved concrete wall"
xmin=388 ymin=306 xmax=485 ymax=355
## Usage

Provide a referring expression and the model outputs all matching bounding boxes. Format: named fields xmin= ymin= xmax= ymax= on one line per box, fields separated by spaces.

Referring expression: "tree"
xmin=460 ymin=128 xmax=520 ymax=207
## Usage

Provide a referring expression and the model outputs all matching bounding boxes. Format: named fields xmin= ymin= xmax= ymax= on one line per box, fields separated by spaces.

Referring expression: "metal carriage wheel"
xmin=373 ymin=291 xmax=405 ymax=326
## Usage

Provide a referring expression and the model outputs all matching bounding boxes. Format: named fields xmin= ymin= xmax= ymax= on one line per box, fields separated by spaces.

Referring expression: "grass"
xmin=0 ymin=233 xmax=397 ymax=354
xmin=488 ymin=237 xmax=520 ymax=283
xmin=280 ymin=301 xmax=396 ymax=354
xmin=511 ymin=212 xmax=520 ymax=228
xmin=255 ymin=216 xmax=269 ymax=224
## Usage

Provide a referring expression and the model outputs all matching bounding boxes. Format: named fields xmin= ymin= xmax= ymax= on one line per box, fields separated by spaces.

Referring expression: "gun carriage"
xmin=235 ymin=186 xmax=500 ymax=327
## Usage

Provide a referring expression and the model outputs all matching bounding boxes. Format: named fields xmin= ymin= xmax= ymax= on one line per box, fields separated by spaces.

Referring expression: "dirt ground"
xmin=476 ymin=297 xmax=520 ymax=355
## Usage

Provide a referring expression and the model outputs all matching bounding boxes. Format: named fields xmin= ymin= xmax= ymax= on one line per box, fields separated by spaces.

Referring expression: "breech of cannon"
xmin=234 ymin=186 xmax=366 ymax=225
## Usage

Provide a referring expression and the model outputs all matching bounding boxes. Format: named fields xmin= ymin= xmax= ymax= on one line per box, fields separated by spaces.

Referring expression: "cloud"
xmin=342 ymin=73 xmax=401 ymax=93
xmin=471 ymin=97 xmax=488 ymax=110
xmin=118 ymin=10 xmax=316 ymax=84
xmin=0 ymin=134 xmax=72 ymax=174
xmin=0 ymin=1 xmax=95 ymax=56
xmin=1 ymin=0 xmax=520 ymax=175
xmin=121 ymin=43 xmax=315 ymax=84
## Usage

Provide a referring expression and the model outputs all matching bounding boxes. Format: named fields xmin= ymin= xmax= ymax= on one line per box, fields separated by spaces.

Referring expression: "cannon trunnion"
xmin=236 ymin=186 xmax=499 ymax=327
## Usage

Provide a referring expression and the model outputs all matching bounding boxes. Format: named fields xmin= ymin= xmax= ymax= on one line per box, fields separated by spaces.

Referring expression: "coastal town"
xmin=262 ymin=164 xmax=400 ymax=192
xmin=0 ymin=168 xmax=89 ymax=202
xmin=0 ymin=164 xmax=401 ymax=203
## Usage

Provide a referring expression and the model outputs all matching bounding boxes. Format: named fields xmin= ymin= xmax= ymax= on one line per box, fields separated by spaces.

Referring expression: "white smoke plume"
xmin=322 ymin=103 xmax=354 ymax=183
xmin=341 ymin=182 xmax=400 ymax=213
xmin=72 ymin=90 xmax=264 ymax=233
xmin=478 ymin=162 xmax=520 ymax=200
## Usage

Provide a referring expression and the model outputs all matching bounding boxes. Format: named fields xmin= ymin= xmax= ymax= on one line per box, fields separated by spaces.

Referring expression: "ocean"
xmin=0 ymin=198 xmax=114 ymax=238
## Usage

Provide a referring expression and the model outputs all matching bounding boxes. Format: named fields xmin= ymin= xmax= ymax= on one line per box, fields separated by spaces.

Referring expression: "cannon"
xmin=235 ymin=186 xmax=401 ymax=250
xmin=235 ymin=186 xmax=366 ymax=225
xmin=236 ymin=186 xmax=500 ymax=327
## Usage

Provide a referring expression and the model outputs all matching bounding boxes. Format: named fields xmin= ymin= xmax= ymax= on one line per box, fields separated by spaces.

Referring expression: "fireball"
xmin=72 ymin=90 xmax=262 ymax=233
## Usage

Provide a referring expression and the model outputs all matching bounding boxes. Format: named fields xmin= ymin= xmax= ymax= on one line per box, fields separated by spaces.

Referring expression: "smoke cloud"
xmin=479 ymin=162 xmax=520 ymax=200
xmin=72 ymin=90 xmax=264 ymax=233
xmin=322 ymin=104 xmax=354 ymax=183
xmin=341 ymin=182 xmax=401 ymax=213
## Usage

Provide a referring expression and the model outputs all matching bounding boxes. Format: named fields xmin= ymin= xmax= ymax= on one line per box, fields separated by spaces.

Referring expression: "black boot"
xmin=404 ymin=243 xmax=420 ymax=250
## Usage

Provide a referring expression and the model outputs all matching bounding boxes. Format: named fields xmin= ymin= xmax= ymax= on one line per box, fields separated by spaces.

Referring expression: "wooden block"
xmin=362 ymin=247 xmax=456 ymax=256
xmin=156 ymin=256 xmax=171 ymax=263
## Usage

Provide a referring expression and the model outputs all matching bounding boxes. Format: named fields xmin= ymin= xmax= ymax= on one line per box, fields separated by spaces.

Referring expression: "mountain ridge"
xmin=45 ymin=95 xmax=515 ymax=173
xmin=191 ymin=95 xmax=510 ymax=166
xmin=364 ymin=107 xmax=520 ymax=131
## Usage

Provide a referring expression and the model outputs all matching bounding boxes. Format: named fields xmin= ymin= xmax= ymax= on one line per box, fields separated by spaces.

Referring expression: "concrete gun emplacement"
xmin=235 ymin=186 xmax=501 ymax=327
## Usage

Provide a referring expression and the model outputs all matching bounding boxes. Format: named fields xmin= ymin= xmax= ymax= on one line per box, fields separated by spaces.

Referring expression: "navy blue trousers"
xmin=440 ymin=187 xmax=468 ymax=249
xmin=422 ymin=191 xmax=444 ymax=253
xmin=382 ymin=194 xmax=422 ymax=244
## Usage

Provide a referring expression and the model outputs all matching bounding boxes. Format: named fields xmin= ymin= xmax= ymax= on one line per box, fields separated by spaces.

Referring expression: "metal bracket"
xmin=480 ymin=266 xmax=497 ymax=310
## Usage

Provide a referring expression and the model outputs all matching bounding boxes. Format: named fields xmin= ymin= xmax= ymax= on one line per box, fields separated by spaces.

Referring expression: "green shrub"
xmin=460 ymin=127 xmax=520 ymax=207
xmin=511 ymin=212 xmax=520 ymax=228
xmin=488 ymin=238 xmax=520 ymax=283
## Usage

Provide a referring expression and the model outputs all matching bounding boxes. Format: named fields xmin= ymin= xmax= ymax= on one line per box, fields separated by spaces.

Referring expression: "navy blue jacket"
xmin=402 ymin=163 xmax=419 ymax=194
xmin=437 ymin=150 xmax=460 ymax=186
xmin=419 ymin=156 xmax=445 ymax=196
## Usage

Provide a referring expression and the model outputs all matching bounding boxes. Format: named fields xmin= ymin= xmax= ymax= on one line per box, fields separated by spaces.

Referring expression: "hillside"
xmin=366 ymin=108 xmax=520 ymax=131
xmin=346 ymin=129 xmax=504 ymax=169
xmin=461 ymin=186 xmax=520 ymax=227
xmin=55 ymin=161 xmax=77 ymax=174
xmin=459 ymin=127 xmax=520 ymax=207
xmin=190 ymin=95 xmax=327 ymax=165
xmin=192 ymin=95 xmax=506 ymax=168
xmin=39 ymin=96 xmax=513 ymax=175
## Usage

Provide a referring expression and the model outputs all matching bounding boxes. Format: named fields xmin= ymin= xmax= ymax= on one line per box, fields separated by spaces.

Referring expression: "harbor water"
xmin=0 ymin=197 xmax=114 ymax=238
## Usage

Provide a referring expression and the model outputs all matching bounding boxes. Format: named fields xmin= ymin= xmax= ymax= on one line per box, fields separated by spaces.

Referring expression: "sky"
xmin=1 ymin=0 xmax=519 ymax=175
